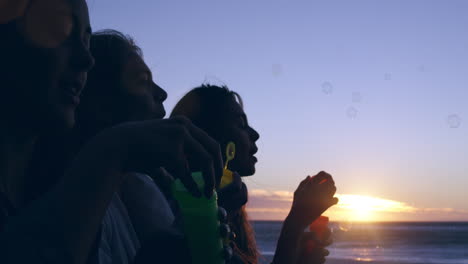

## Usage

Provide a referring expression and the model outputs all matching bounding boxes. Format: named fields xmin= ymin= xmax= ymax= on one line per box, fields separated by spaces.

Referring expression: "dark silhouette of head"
xmin=170 ymin=84 xmax=260 ymax=263
xmin=171 ymin=84 xmax=260 ymax=177
xmin=27 ymin=30 xmax=168 ymax=199
xmin=75 ymin=29 xmax=167 ymax=139
xmin=0 ymin=0 xmax=94 ymax=133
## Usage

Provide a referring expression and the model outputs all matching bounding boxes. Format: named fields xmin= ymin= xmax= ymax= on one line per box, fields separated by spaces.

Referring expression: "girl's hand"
xmin=273 ymin=173 xmax=336 ymax=264
xmin=288 ymin=171 xmax=338 ymax=228
xmin=74 ymin=116 xmax=223 ymax=197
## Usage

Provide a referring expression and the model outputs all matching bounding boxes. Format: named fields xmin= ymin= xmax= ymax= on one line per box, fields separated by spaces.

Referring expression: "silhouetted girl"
xmin=0 ymin=2 xmax=221 ymax=263
xmin=171 ymin=84 xmax=338 ymax=264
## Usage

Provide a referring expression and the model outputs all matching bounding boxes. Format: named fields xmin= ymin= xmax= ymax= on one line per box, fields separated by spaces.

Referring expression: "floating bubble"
xmin=347 ymin=106 xmax=358 ymax=119
xmin=271 ymin=64 xmax=283 ymax=77
xmin=384 ymin=73 xmax=392 ymax=81
xmin=447 ymin=114 xmax=461 ymax=128
xmin=352 ymin=92 xmax=362 ymax=103
xmin=321 ymin=81 xmax=333 ymax=95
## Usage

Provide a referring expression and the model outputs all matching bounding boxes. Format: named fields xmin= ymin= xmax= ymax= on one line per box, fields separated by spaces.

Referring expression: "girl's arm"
xmin=1 ymin=118 xmax=223 ymax=264
xmin=272 ymin=172 xmax=338 ymax=264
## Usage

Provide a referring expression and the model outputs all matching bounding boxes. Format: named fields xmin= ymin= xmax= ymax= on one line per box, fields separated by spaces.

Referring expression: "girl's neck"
xmin=0 ymin=128 xmax=37 ymax=209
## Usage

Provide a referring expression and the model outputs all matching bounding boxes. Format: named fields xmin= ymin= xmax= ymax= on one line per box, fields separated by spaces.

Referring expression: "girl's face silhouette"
xmin=2 ymin=0 xmax=94 ymax=130
xmin=220 ymin=98 xmax=260 ymax=177
xmin=119 ymin=54 xmax=167 ymax=121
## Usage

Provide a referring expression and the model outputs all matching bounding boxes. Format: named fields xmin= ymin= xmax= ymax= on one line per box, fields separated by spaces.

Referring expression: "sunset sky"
xmin=89 ymin=0 xmax=468 ymax=222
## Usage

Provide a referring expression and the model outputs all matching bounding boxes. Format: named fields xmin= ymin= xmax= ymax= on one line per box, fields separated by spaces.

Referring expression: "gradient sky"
xmin=88 ymin=0 xmax=468 ymax=221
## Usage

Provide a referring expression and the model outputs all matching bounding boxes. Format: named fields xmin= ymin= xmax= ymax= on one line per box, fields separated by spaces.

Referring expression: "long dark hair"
xmin=171 ymin=84 xmax=259 ymax=264
xmin=76 ymin=29 xmax=143 ymax=141
xmin=0 ymin=22 xmax=59 ymax=132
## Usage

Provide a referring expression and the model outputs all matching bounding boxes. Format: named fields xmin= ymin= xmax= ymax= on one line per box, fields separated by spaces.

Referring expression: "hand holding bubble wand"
xmin=303 ymin=174 xmax=337 ymax=254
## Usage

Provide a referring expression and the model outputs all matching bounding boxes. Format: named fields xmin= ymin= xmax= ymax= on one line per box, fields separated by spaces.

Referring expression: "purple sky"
xmin=88 ymin=0 xmax=468 ymax=221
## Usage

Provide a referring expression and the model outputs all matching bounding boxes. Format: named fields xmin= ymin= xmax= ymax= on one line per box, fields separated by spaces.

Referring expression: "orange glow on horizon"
xmin=329 ymin=194 xmax=416 ymax=222
xmin=246 ymin=189 xmax=468 ymax=222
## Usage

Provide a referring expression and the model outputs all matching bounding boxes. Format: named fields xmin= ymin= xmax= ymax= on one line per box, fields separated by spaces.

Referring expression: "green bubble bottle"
xmin=171 ymin=172 xmax=224 ymax=264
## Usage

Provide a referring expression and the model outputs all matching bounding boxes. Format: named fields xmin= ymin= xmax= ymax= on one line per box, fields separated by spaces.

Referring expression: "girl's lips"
xmin=250 ymin=146 xmax=258 ymax=155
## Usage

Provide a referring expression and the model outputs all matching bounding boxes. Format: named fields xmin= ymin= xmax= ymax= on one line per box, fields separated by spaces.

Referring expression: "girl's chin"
xmin=240 ymin=166 xmax=256 ymax=177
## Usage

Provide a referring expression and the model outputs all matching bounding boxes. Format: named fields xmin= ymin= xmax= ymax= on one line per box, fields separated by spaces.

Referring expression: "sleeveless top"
xmin=98 ymin=193 xmax=141 ymax=264
xmin=120 ymin=173 xmax=175 ymax=243
xmin=98 ymin=173 xmax=177 ymax=264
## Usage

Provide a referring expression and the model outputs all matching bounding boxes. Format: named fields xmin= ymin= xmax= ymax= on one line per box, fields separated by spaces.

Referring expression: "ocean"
xmin=253 ymin=221 xmax=468 ymax=264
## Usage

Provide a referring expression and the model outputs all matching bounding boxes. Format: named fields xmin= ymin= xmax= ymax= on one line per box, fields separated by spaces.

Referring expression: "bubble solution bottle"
xmin=171 ymin=172 xmax=224 ymax=264
xmin=305 ymin=216 xmax=330 ymax=253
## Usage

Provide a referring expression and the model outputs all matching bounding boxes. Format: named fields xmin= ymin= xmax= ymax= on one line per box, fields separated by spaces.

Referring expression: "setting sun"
xmin=328 ymin=194 xmax=416 ymax=222
xmin=246 ymin=189 xmax=428 ymax=222
xmin=334 ymin=195 xmax=380 ymax=221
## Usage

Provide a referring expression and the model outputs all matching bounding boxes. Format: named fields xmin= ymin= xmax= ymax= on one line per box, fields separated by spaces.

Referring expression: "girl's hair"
xmin=171 ymin=84 xmax=258 ymax=264
xmin=76 ymin=29 xmax=143 ymax=140
xmin=229 ymin=206 xmax=258 ymax=264
xmin=0 ymin=22 xmax=48 ymax=126
xmin=0 ymin=23 xmax=18 ymax=86
xmin=171 ymin=84 xmax=243 ymax=143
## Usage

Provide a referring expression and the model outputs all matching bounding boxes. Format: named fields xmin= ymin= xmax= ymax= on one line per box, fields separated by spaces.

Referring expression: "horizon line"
xmin=251 ymin=220 xmax=468 ymax=223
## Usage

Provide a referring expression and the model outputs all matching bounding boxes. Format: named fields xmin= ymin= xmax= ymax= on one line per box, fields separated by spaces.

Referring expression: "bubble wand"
xmin=220 ymin=142 xmax=235 ymax=188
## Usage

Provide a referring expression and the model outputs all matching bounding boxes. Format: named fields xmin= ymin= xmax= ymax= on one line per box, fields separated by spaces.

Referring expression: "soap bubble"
xmin=384 ymin=73 xmax=392 ymax=81
xmin=271 ymin=64 xmax=283 ymax=77
xmin=447 ymin=114 xmax=461 ymax=128
xmin=352 ymin=92 xmax=362 ymax=103
xmin=347 ymin=106 xmax=358 ymax=119
xmin=321 ymin=81 xmax=333 ymax=95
